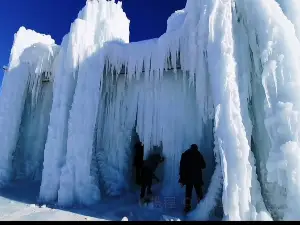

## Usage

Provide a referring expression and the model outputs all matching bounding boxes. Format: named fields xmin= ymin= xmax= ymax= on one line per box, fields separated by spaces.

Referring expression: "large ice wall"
xmin=2 ymin=0 xmax=300 ymax=221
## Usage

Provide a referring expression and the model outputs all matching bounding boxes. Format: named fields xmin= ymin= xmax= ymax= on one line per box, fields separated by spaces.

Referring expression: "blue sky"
xmin=0 ymin=0 xmax=186 ymax=83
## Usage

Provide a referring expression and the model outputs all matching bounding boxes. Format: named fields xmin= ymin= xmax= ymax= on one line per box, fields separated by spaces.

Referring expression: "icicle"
xmin=0 ymin=27 xmax=55 ymax=187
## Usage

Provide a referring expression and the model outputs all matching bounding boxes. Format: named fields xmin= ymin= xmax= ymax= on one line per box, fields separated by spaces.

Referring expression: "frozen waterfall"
xmin=1 ymin=0 xmax=300 ymax=221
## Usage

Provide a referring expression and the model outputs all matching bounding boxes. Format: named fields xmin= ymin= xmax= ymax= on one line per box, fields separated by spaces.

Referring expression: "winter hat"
xmin=191 ymin=144 xmax=198 ymax=150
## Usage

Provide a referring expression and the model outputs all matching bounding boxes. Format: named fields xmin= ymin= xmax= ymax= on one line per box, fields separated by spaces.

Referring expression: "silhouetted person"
xmin=140 ymin=153 xmax=164 ymax=202
xmin=133 ymin=141 xmax=144 ymax=185
xmin=179 ymin=144 xmax=206 ymax=213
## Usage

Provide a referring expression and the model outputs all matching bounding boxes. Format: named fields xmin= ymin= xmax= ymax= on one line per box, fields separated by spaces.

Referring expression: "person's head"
xmin=191 ymin=144 xmax=198 ymax=151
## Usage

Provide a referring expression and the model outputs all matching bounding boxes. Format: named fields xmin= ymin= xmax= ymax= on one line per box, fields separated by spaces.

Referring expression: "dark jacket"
xmin=179 ymin=147 xmax=206 ymax=185
xmin=142 ymin=154 xmax=164 ymax=182
xmin=143 ymin=154 xmax=164 ymax=173
xmin=133 ymin=142 xmax=144 ymax=168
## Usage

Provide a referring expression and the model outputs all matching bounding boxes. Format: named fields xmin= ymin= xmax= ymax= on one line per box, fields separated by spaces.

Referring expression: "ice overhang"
xmin=100 ymin=36 xmax=184 ymax=79
xmin=20 ymin=43 xmax=59 ymax=83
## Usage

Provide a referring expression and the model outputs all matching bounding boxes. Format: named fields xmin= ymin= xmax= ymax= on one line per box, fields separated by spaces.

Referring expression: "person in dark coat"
xmin=140 ymin=153 xmax=165 ymax=201
xmin=179 ymin=144 xmax=206 ymax=213
xmin=133 ymin=141 xmax=144 ymax=185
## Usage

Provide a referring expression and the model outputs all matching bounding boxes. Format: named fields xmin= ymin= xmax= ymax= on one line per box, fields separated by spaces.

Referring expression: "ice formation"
xmin=1 ymin=0 xmax=300 ymax=221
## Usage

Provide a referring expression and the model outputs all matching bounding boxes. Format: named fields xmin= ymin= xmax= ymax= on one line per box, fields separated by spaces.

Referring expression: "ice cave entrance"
xmin=94 ymin=64 xmax=216 ymax=202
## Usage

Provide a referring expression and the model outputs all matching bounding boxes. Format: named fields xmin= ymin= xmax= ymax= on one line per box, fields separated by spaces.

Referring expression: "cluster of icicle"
xmin=2 ymin=0 xmax=300 ymax=221
xmin=0 ymin=27 xmax=58 ymax=187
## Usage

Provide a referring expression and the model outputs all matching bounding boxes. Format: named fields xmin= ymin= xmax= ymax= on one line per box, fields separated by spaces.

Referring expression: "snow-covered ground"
xmin=0 ymin=180 xmax=199 ymax=221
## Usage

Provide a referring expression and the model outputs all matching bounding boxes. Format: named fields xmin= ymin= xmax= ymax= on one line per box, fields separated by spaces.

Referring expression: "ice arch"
xmin=95 ymin=68 xmax=215 ymax=198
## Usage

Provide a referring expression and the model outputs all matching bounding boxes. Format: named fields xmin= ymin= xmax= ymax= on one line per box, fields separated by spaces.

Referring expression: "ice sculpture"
xmin=2 ymin=0 xmax=300 ymax=221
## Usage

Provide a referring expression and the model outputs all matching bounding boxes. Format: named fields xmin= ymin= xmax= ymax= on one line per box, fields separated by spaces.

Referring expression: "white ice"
xmin=0 ymin=27 xmax=57 ymax=187
xmin=2 ymin=0 xmax=300 ymax=221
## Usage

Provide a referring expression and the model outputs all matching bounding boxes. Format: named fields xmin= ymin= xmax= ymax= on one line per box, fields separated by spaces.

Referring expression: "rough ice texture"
xmin=2 ymin=0 xmax=300 ymax=221
xmin=56 ymin=0 xmax=129 ymax=206
xmin=39 ymin=0 xmax=130 ymax=206
xmin=0 ymin=27 xmax=57 ymax=187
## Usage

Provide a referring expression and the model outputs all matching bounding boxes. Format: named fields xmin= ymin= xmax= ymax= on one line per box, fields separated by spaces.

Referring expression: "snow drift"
xmin=1 ymin=0 xmax=300 ymax=221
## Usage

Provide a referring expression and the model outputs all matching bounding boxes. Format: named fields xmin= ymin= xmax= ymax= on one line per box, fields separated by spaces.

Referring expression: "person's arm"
xmin=179 ymin=154 xmax=185 ymax=184
xmin=152 ymin=173 xmax=159 ymax=182
xmin=200 ymin=153 xmax=206 ymax=169
xmin=133 ymin=148 xmax=137 ymax=166
xmin=141 ymin=145 xmax=144 ymax=161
